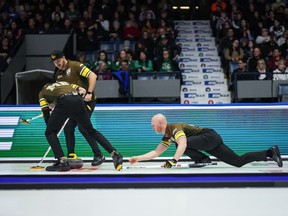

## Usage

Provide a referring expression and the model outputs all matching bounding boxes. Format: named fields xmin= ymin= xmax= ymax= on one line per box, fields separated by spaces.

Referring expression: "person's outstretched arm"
xmin=129 ymin=144 xmax=167 ymax=164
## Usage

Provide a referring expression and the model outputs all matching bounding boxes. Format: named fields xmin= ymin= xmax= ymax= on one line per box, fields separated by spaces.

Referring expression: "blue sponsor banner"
xmin=182 ymin=81 xmax=203 ymax=85
xmin=202 ymin=68 xmax=223 ymax=73
xmin=208 ymin=93 xmax=230 ymax=98
xmin=184 ymin=93 xmax=206 ymax=98
xmin=204 ymin=80 xmax=226 ymax=86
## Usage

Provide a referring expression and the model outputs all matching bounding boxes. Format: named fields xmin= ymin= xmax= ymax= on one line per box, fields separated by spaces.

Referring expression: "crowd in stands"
xmin=0 ymin=0 xmax=181 ymax=82
xmin=210 ymin=0 xmax=288 ymax=95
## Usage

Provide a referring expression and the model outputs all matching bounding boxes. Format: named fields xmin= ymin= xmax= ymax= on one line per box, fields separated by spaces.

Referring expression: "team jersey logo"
xmin=66 ymin=68 xmax=71 ymax=76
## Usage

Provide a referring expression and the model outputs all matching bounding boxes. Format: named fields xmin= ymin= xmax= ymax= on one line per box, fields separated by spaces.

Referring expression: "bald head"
xmin=152 ymin=113 xmax=167 ymax=123
xmin=151 ymin=113 xmax=167 ymax=133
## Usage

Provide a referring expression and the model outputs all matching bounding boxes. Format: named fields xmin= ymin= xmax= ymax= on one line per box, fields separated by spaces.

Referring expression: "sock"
xmin=266 ymin=150 xmax=272 ymax=158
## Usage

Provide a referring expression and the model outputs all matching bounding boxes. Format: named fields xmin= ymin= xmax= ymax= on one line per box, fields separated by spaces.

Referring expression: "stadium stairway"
xmin=175 ymin=20 xmax=231 ymax=104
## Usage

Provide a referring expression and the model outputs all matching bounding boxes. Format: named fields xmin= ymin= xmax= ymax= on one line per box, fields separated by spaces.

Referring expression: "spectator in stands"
xmin=51 ymin=12 xmax=64 ymax=31
xmin=242 ymin=40 xmax=255 ymax=60
xmin=123 ymin=20 xmax=141 ymax=41
xmin=65 ymin=1 xmax=80 ymax=23
xmin=76 ymin=20 xmax=88 ymax=51
xmin=254 ymin=58 xmax=273 ymax=80
xmin=0 ymin=12 xmax=11 ymax=29
xmin=77 ymin=52 xmax=93 ymax=69
xmin=273 ymin=59 xmax=288 ymax=80
xmin=113 ymin=50 xmax=134 ymax=71
xmin=78 ymin=28 xmax=98 ymax=52
xmin=127 ymin=0 xmax=141 ymax=17
xmin=96 ymin=13 xmax=109 ymax=33
xmin=255 ymin=28 xmax=271 ymax=45
xmin=218 ymin=28 xmax=236 ymax=60
xmin=95 ymin=60 xmax=113 ymax=80
xmin=93 ymin=50 xmax=113 ymax=71
xmin=0 ymin=37 xmax=11 ymax=67
xmin=138 ymin=31 xmax=155 ymax=59
xmin=223 ymin=39 xmax=244 ymax=75
xmin=82 ymin=10 xmax=94 ymax=27
xmin=237 ymin=19 xmax=254 ymax=44
xmin=280 ymin=36 xmax=288 ymax=58
xmin=277 ymin=30 xmax=288 ymax=47
xmin=229 ymin=58 xmax=252 ymax=93
xmin=269 ymin=18 xmax=285 ymax=40
xmin=153 ymin=34 xmax=181 ymax=62
xmin=18 ymin=10 xmax=29 ymax=29
xmin=51 ymin=4 xmax=65 ymax=21
xmin=267 ymin=47 xmax=285 ymax=71
xmin=216 ymin=11 xmax=231 ymax=34
xmin=217 ymin=21 xmax=233 ymax=43
xmin=260 ymin=32 xmax=280 ymax=57
xmin=62 ymin=18 xmax=73 ymax=32
xmin=9 ymin=21 xmax=23 ymax=41
xmin=211 ymin=0 xmax=227 ymax=14
xmin=154 ymin=48 xmax=179 ymax=77
xmin=113 ymin=59 xmax=131 ymax=95
xmin=110 ymin=11 xmax=124 ymax=29
xmin=141 ymin=19 xmax=156 ymax=39
xmin=134 ymin=50 xmax=153 ymax=74
xmin=40 ymin=21 xmax=53 ymax=34
xmin=109 ymin=20 xmax=123 ymax=41
xmin=247 ymin=47 xmax=266 ymax=72
xmin=37 ymin=1 xmax=51 ymax=21
xmin=139 ymin=4 xmax=156 ymax=23
xmin=24 ymin=17 xmax=39 ymax=34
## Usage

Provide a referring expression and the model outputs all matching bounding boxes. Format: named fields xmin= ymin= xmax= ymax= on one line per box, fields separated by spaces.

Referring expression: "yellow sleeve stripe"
xmin=80 ymin=67 xmax=91 ymax=77
xmin=175 ymin=131 xmax=185 ymax=140
xmin=39 ymin=98 xmax=49 ymax=108
xmin=71 ymin=84 xmax=79 ymax=90
xmin=161 ymin=141 xmax=170 ymax=147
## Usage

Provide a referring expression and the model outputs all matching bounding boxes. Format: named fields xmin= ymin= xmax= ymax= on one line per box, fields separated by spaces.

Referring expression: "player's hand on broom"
xmin=78 ymin=87 xmax=86 ymax=98
xmin=129 ymin=157 xmax=139 ymax=165
xmin=163 ymin=159 xmax=177 ymax=168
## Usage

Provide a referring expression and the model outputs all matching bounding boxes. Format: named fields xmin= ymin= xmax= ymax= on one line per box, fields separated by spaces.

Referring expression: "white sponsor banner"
xmin=180 ymin=51 xmax=218 ymax=58
xmin=182 ymin=73 xmax=225 ymax=80
xmin=181 ymin=98 xmax=231 ymax=104
xmin=178 ymin=29 xmax=212 ymax=35
xmin=176 ymin=38 xmax=215 ymax=43
xmin=180 ymin=68 xmax=224 ymax=73
xmin=179 ymin=62 xmax=221 ymax=68
xmin=181 ymin=85 xmax=228 ymax=93
xmin=177 ymin=34 xmax=210 ymax=38
xmin=181 ymin=74 xmax=202 ymax=80
xmin=178 ymin=57 xmax=220 ymax=63
xmin=204 ymin=80 xmax=228 ymax=86
xmin=174 ymin=20 xmax=210 ymax=26
xmin=177 ymin=41 xmax=215 ymax=47
xmin=181 ymin=92 xmax=231 ymax=100
xmin=181 ymin=47 xmax=218 ymax=52
xmin=176 ymin=25 xmax=211 ymax=30
xmin=182 ymin=79 xmax=228 ymax=86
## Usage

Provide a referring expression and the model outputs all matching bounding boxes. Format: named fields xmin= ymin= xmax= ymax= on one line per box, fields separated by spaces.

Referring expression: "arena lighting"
xmin=173 ymin=6 xmax=190 ymax=9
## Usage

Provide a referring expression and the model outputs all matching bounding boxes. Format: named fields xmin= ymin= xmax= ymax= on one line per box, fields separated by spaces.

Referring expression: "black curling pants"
xmin=184 ymin=129 xmax=267 ymax=167
xmin=64 ymin=97 xmax=115 ymax=156
xmin=45 ymin=94 xmax=115 ymax=159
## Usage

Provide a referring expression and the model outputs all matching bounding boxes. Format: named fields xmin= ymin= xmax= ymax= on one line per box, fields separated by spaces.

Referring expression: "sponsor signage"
xmin=176 ymin=38 xmax=215 ymax=43
xmin=180 ymin=51 xmax=218 ymax=57
xmin=178 ymin=57 xmax=220 ymax=63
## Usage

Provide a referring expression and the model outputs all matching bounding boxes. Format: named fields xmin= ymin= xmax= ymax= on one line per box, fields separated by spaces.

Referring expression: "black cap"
xmin=50 ymin=50 xmax=64 ymax=61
